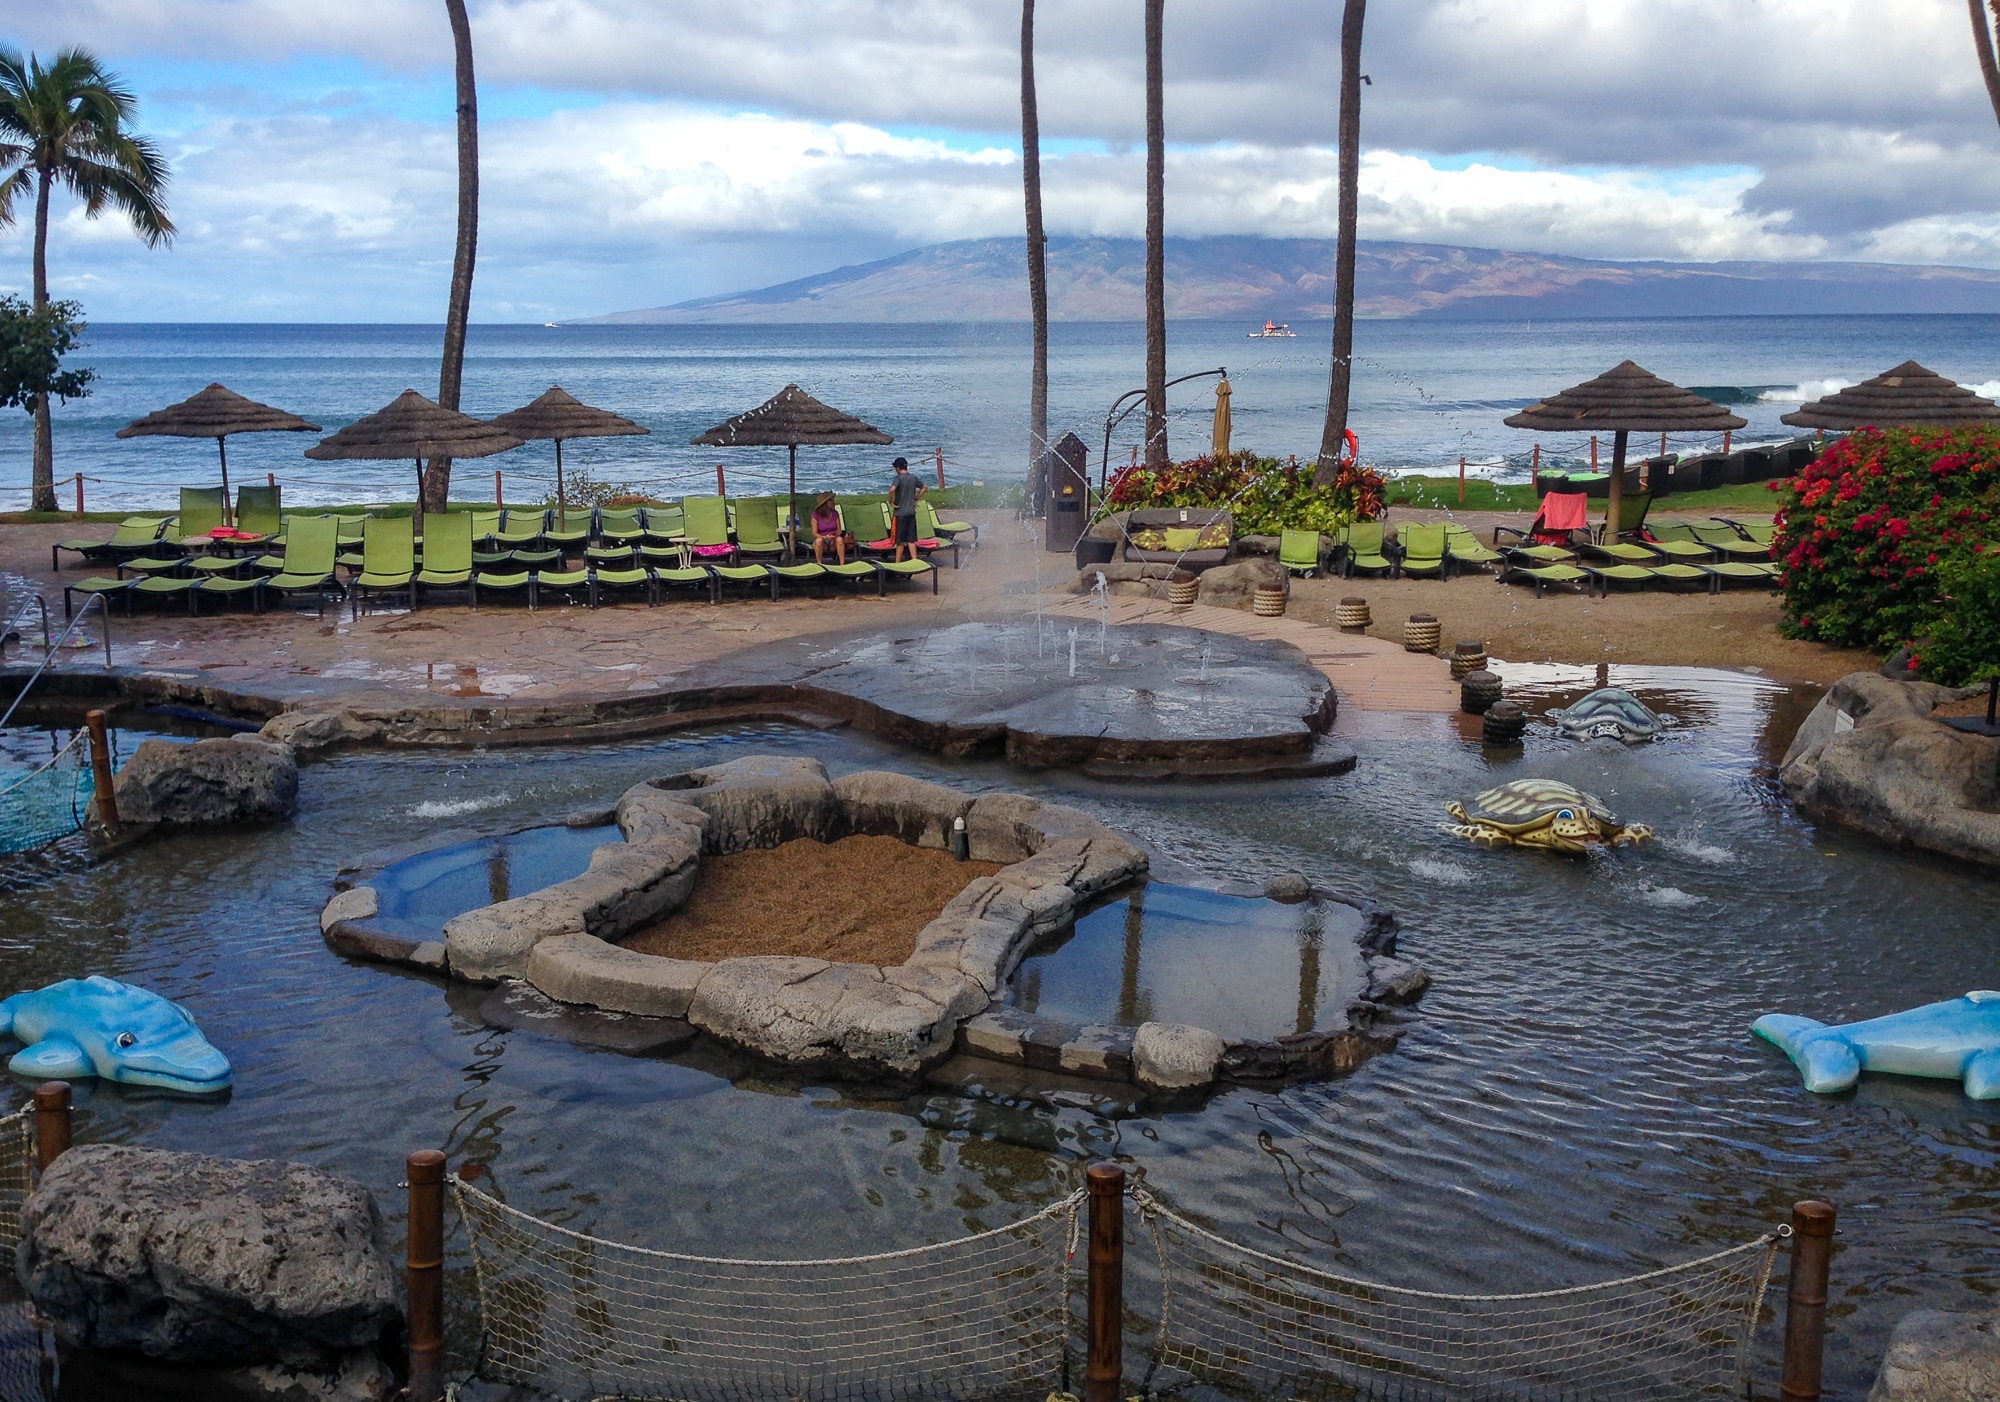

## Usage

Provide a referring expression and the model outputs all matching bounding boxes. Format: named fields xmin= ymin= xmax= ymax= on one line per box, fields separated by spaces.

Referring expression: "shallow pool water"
xmin=0 ymin=670 xmax=1995 ymax=1396
xmin=1011 ymin=882 xmax=1368 ymax=1043
xmin=368 ymin=824 xmax=613 ymax=940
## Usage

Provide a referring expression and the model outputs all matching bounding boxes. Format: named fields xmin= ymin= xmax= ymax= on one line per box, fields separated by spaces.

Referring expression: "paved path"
xmin=1038 ymin=592 xmax=1459 ymax=713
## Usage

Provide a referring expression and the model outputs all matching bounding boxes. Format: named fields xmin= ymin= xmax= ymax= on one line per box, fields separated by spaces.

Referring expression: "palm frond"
xmin=0 ymin=168 xmax=29 ymax=229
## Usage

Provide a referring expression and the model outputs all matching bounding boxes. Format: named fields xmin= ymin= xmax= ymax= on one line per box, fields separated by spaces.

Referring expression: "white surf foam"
xmin=1660 ymin=835 xmax=1735 ymax=866
xmin=1408 ymin=857 xmax=1476 ymax=886
xmin=1634 ymin=882 xmax=1704 ymax=908
xmin=406 ymin=793 xmax=512 ymax=819
xmin=1758 ymin=378 xmax=1851 ymax=404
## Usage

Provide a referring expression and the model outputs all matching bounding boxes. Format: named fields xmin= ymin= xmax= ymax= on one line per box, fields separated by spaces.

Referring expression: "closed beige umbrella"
xmin=1212 ymin=376 xmax=1232 ymax=458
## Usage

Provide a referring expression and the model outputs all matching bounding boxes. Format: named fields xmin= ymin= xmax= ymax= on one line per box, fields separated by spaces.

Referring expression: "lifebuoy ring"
xmin=1342 ymin=429 xmax=1360 ymax=465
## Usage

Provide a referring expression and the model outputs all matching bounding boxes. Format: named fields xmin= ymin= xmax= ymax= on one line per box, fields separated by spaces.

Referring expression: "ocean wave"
xmin=406 ymin=793 xmax=512 ymax=819
xmin=1969 ymin=379 xmax=2000 ymax=399
xmin=1757 ymin=378 xmax=1852 ymax=404
xmin=1686 ymin=386 xmax=1772 ymax=406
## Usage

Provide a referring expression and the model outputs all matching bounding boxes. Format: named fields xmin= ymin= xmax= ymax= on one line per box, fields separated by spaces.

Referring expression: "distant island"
xmin=579 ymin=236 xmax=2000 ymax=324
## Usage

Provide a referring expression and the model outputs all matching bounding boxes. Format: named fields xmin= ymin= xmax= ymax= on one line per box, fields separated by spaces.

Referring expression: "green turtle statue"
xmin=1443 ymin=779 xmax=1652 ymax=854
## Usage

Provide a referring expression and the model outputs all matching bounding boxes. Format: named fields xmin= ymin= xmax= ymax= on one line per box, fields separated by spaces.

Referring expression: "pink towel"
xmin=1538 ymin=491 xmax=1590 ymax=536
xmin=691 ymin=543 xmax=734 ymax=557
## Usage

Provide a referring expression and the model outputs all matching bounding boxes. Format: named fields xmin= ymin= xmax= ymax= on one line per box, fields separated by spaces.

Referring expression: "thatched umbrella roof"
xmin=690 ymin=384 xmax=892 ymax=448
xmin=488 ymin=385 xmax=649 ymax=443
xmin=306 ymin=390 xmax=523 ymax=506
xmin=1503 ymin=361 xmax=1747 ymax=433
xmin=117 ymin=383 xmax=321 ymax=440
xmin=306 ymin=390 xmax=523 ymax=462
xmin=1780 ymin=361 xmax=2000 ymax=430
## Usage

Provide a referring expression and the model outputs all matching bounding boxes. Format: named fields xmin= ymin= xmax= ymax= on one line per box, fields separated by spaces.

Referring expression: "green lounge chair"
xmin=929 ymin=502 xmax=978 ymax=545
xmin=234 ymin=484 xmax=282 ymax=545
xmin=590 ymin=566 xmax=657 ymax=607
xmin=350 ymin=516 xmax=417 ymax=617
xmin=597 ymin=507 xmax=646 ymax=546
xmin=1690 ymin=522 xmax=1773 ymax=562
xmin=470 ymin=565 xmax=534 ymax=608
xmin=1580 ymin=562 xmax=1712 ymax=597
xmin=1332 ymin=521 xmax=1393 ymax=578
xmin=414 ymin=511 xmax=474 ymax=606
xmin=174 ymin=487 xmax=227 ymax=549
xmin=1581 ymin=491 xmax=1661 ymax=564
xmin=733 ymin=497 xmax=787 ymax=561
xmin=583 ymin=541 xmax=637 ymax=568
xmin=1704 ymin=560 xmax=1781 ymax=589
xmin=529 ymin=565 xmax=590 ymax=609
xmin=1638 ymin=522 xmax=1717 ymax=563
xmin=842 ymin=502 xmax=896 ymax=557
xmin=654 ymin=562 xmax=717 ymax=604
xmin=252 ymin=514 xmax=328 ymax=571
xmin=1444 ymin=524 xmax=1502 ymax=576
xmin=52 ymin=516 xmax=170 ymax=572
xmin=913 ymin=501 xmax=962 ymax=568
xmin=684 ymin=497 xmax=737 ymax=565
xmin=495 ymin=508 xmax=547 ymax=548
xmin=63 ymin=575 xmax=135 ymax=619
xmin=639 ymin=541 xmax=690 ymax=570
xmin=1499 ymin=559 xmax=1588 ymax=595
xmin=116 ymin=550 xmax=195 ymax=579
xmin=1394 ymin=524 xmax=1447 ymax=579
xmin=712 ymin=561 xmax=775 ymax=601
xmin=1278 ymin=528 xmax=1323 ymax=578
xmin=260 ymin=514 xmax=343 ymax=617
xmin=642 ymin=505 xmax=686 ymax=547
xmin=544 ymin=506 xmax=590 ymax=551
xmin=768 ymin=560 xmax=830 ymax=597
xmin=508 ymin=546 xmax=563 ymax=571
xmin=876 ymin=557 xmax=938 ymax=594
xmin=1713 ymin=516 xmax=1777 ymax=547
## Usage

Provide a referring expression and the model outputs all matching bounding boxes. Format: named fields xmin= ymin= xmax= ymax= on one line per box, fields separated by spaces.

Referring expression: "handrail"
xmin=0 ymin=593 xmax=111 ymax=731
xmin=1099 ymin=367 xmax=1228 ymax=492
xmin=1 ymin=596 xmax=50 ymax=655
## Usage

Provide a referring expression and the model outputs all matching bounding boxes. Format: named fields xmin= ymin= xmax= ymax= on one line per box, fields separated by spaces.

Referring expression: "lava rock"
xmin=1133 ymin=1021 xmax=1227 ymax=1090
xmin=661 ymin=755 xmax=840 ymax=852
xmin=1263 ymin=872 xmax=1314 ymax=904
xmin=1868 ymin=1308 xmax=2000 ymax=1401
xmin=1195 ymin=556 xmax=1290 ymax=609
xmin=108 ymin=736 xmax=298 ymax=828
xmin=20 ymin=1144 xmax=398 ymax=1370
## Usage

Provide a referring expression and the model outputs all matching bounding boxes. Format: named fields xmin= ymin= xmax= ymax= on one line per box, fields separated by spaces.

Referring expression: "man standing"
xmin=889 ymin=455 xmax=926 ymax=563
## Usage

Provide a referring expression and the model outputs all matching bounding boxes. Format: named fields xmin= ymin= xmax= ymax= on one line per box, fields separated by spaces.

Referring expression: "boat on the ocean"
xmin=1248 ymin=320 xmax=1297 ymax=338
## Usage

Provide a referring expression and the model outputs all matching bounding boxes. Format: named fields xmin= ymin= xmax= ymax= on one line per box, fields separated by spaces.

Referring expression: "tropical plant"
xmin=425 ymin=0 xmax=481 ymax=514
xmin=0 ymin=295 xmax=92 ymax=415
xmin=1021 ymin=0 xmax=1050 ymax=496
xmin=1142 ymin=0 xmax=1168 ymax=468
xmin=1107 ymin=450 xmax=1384 ymax=534
xmin=1915 ymin=546 xmax=2000 ymax=687
xmin=1775 ymin=425 xmax=2000 ymax=651
xmin=0 ymin=48 xmax=171 ymax=511
xmin=1314 ymin=0 xmax=1368 ymax=485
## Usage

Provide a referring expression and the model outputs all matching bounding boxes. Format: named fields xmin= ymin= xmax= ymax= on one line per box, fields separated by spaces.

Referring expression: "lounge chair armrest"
xmin=1491 ymin=525 xmax=1528 ymax=544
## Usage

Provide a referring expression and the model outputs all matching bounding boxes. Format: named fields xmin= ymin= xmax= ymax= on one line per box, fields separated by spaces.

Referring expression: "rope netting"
xmin=0 ymin=1107 xmax=32 ymax=1256
xmin=1133 ymin=1187 xmax=1780 ymax=1401
xmin=454 ymin=1179 xmax=1082 ymax=1401
xmin=0 ymin=734 xmax=92 ymax=858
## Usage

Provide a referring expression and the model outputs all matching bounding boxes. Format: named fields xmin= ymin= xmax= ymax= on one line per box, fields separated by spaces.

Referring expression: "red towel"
xmin=1539 ymin=492 xmax=1589 ymax=532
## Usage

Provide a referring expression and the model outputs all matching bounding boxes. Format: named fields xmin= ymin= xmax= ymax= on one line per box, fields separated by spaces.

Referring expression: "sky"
xmin=3 ymin=0 xmax=1998 ymax=321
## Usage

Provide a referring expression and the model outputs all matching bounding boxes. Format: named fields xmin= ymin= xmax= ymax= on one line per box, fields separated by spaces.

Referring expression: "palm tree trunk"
xmin=1973 ymin=0 xmax=2000 ymax=126
xmin=427 ymin=0 xmax=480 ymax=514
xmin=1314 ymin=0 xmax=1367 ymax=487
xmin=1022 ymin=0 xmax=1050 ymax=497
xmin=1142 ymin=0 xmax=1168 ymax=469
xmin=30 ymin=167 xmax=55 ymax=513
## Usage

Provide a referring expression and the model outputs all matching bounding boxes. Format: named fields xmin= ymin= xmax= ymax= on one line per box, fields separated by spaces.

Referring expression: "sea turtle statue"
xmin=1443 ymin=779 xmax=1652 ymax=854
xmin=1548 ymin=688 xmax=1665 ymax=742
xmin=1753 ymin=991 xmax=2000 ymax=1099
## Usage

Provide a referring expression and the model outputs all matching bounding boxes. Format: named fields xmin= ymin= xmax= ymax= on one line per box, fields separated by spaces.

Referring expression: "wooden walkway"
xmin=1037 ymin=593 xmax=1459 ymax=713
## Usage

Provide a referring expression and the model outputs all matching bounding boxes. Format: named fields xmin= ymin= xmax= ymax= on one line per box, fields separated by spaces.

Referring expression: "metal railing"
xmin=0 ymin=596 xmax=49 ymax=656
xmin=0 ymin=593 xmax=112 ymax=731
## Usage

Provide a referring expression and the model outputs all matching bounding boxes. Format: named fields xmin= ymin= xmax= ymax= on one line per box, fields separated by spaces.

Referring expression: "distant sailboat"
xmin=1248 ymin=320 xmax=1297 ymax=338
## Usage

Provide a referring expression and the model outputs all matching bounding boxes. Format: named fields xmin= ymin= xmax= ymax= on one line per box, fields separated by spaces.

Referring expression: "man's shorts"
xmin=893 ymin=513 xmax=919 ymax=545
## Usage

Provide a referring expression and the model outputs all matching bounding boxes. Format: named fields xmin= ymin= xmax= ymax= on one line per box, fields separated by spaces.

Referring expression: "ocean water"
xmin=4 ymin=315 xmax=1996 ymax=512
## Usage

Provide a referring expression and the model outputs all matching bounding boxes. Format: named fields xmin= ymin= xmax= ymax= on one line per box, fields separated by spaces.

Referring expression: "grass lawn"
xmin=1383 ymin=474 xmax=1795 ymax=517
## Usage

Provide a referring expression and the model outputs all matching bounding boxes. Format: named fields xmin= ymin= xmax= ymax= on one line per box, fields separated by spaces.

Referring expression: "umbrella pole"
xmin=1606 ymin=429 xmax=1628 ymax=545
xmin=555 ymin=438 xmax=566 ymax=531
xmin=218 ymin=437 xmax=233 ymax=526
xmin=787 ymin=443 xmax=798 ymax=565
xmin=415 ymin=458 xmax=425 ymax=518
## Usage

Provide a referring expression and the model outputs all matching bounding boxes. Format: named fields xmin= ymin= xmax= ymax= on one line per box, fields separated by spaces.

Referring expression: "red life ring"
xmin=1343 ymin=429 xmax=1360 ymax=465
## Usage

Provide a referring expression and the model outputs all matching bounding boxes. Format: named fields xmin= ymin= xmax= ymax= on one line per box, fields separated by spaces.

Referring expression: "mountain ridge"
xmin=578 ymin=236 xmax=2000 ymax=323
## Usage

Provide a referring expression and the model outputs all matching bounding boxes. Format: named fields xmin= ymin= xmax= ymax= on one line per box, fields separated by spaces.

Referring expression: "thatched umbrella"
xmin=1781 ymin=361 xmax=2000 ymax=430
xmin=1505 ymin=361 xmax=1746 ymax=542
xmin=691 ymin=384 xmax=892 ymax=561
xmin=305 ymin=390 xmax=523 ymax=507
xmin=117 ymin=383 xmax=321 ymax=524
xmin=488 ymin=386 xmax=649 ymax=530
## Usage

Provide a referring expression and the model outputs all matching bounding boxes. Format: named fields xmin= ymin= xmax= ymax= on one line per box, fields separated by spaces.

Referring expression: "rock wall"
xmin=94 ymin=736 xmax=299 ymax=840
xmin=1780 ymin=673 xmax=2000 ymax=867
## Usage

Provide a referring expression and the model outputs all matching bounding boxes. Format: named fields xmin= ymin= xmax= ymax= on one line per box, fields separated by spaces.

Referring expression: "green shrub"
xmin=1916 ymin=548 xmax=2000 ymax=686
xmin=1776 ymin=425 xmax=2000 ymax=651
xmin=1106 ymin=450 xmax=1384 ymax=533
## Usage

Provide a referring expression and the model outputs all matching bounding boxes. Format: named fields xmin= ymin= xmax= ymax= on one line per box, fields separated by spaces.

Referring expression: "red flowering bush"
xmin=1106 ymin=450 xmax=1384 ymax=534
xmin=1776 ymin=425 xmax=2000 ymax=651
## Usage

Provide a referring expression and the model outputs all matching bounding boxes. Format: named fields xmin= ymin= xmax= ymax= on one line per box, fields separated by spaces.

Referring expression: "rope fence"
xmin=0 ymin=1105 xmax=34 ymax=1257
xmin=0 ymin=732 xmax=93 ymax=859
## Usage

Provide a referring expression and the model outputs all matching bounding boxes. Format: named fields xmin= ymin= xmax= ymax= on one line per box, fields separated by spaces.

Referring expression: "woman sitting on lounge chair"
xmin=810 ymin=493 xmax=854 ymax=564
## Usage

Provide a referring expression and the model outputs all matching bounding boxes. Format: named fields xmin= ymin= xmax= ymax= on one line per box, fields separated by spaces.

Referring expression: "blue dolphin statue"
xmin=1753 ymin=991 xmax=2000 ymax=1099
xmin=0 ymin=976 xmax=231 ymax=1095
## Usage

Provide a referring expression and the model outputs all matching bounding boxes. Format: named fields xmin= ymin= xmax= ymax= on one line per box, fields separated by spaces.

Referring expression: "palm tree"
xmin=1022 ymin=0 xmax=1051 ymax=495
xmin=1973 ymin=0 xmax=2000 ymax=127
xmin=425 ymin=0 xmax=481 ymax=514
xmin=0 ymin=49 xmax=172 ymax=512
xmin=1142 ymin=0 xmax=1168 ymax=468
xmin=1314 ymin=0 xmax=1367 ymax=486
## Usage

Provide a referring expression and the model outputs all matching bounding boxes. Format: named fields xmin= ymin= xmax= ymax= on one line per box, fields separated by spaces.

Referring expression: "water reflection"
xmin=370 ymin=824 xmax=612 ymax=939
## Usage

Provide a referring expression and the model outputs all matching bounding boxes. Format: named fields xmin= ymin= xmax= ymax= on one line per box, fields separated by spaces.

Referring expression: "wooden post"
xmin=1530 ymin=443 xmax=1541 ymax=492
xmin=85 ymin=710 xmax=118 ymax=829
xmin=1085 ymin=1161 xmax=1125 ymax=1402
xmin=716 ymin=463 xmax=727 ymax=497
xmin=1723 ymin=428 xmax=1733 ymax=454
xmin=268 ymin=472 xmax=276 ymax=488
xmin=1458 ymin=455 xmax=1466 ymax=504
xmin=1659 ymin=430 xmax=1668 ymax=456
xmin=73 ymin=474 xmax=84 ymax=520
xmin=935 ymin=446 xmax=947 ymax=490
xmin=1590 ymin=436 xmax=1599 ymax=472
xmin=1779 ymin=1200 xmax=1835 ymax=1402
xmin=494 ymin=469 xmax=503 ymax=507
xmin=406 ymin=1150 xmax=447 ymax=1402
xmin=33 ymin=1082 xmax=71 ymax=1172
